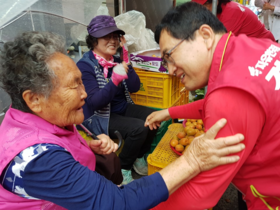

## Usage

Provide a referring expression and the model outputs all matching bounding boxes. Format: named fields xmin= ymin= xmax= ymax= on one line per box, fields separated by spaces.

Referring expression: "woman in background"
xmin=77 ymin=15 xmax=158 ymax=185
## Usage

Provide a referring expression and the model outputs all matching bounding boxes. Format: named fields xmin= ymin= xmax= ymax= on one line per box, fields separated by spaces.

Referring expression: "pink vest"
xmin=0 ymin=108 xmax=96 ymax=210
xmin=203 ymin=33 xmax=280 ymax=209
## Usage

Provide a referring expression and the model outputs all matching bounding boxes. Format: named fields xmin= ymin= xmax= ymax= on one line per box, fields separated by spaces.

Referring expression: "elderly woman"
xmin=0 ymin=31 xmax=245 ymax=210
xmin=76 ymin=15 xmax=159 ymax=185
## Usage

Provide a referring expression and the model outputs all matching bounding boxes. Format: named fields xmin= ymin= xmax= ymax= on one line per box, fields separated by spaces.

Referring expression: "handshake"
xmin=112 ymin=62 xmax=128 ymax=86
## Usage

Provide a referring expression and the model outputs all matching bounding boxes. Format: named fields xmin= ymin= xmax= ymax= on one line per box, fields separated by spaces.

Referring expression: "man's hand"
xmin=183 ymin=118 xmax=245 ymax=173
xmin=145 ymin=109 xmax=171 ymax=130
xmin=87 ymin=134 xmax=118 ymax=155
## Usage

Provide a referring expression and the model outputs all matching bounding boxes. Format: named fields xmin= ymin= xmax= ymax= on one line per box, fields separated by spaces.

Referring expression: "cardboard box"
xmin=130 ymin=48 xmax=168 ymax=73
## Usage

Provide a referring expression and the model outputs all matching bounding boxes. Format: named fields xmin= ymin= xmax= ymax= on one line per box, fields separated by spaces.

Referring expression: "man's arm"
xmin=145 ymin=100 xmax=203 ymax=130
xmin=153 ymin=87 xmax=265 ymax=209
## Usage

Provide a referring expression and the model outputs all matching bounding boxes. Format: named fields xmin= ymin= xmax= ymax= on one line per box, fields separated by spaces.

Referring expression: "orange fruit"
xmin=177 ymin=131 xmax=186 ymax=139
xmin=175 ymin=144 xmax=184 ymax=152
xmin=185 ymin=121 xmax=192 ymax=126
xmin=190 ymin=119 xmax=197 ymax=122
xmin=188 ymin=136 xmax=195 ymax=142
xmin=197 ymin=119 xmax=203 ymax=125
xmin=196 ymin=124 xmax=203 ymax=130
xmin=170 ymin=139 xmax=179 ymax=147
xmin=187 ymin=128 xmax=196 ymax=136
xmin=179 ymin=138 xmax=190 ymax=146
xmin=195 ymin=131 xmax=203 ymax=137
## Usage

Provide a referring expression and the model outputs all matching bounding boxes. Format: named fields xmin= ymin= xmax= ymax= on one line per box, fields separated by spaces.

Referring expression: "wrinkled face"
xmin=159 ymin=30 xmax=211 ymax=91
xmin=39 ymin=53 xmax=87 ymax=127
xmin=94 ymin=32 xmax=120 ymax=58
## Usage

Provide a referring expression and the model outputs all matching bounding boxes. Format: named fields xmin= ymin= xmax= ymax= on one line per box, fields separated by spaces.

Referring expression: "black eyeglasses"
xmin=161 ymin=38 xmax=185 ymax=70
xmin=102 ymin=33 xmax=120 ymax=41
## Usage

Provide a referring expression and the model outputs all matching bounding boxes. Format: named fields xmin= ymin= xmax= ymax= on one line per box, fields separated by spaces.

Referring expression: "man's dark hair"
xmin=86 ymin=34 xmax=98 ymax=50
xmin=155 ymin=2 xmax=227 ymax=44
xmin=205 ymin=0 xmax=231 ymax=14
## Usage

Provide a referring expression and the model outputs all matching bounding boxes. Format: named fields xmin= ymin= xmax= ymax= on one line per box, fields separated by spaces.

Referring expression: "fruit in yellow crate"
xmin=179 ymin=138 xmax=190 ymax=146
xmin=197 ymin=119 xmax=203 ymax=125
xmin=196 ymin=124 xmax=203 ymax=130
xmin=188 ymin=136 xmax=195 ymax=142
xmin=177 ymin=131 xmax=186 ymax=139
xmin=186 ymin=128 xmax=196 ymax=136
xmin=185 ymin=121 xmax=192 ymax=126
xmin=184 ymin=124 xmax=195 ymax=131
xmin=175 ymin=144 xmax=184 ymax=152
xmin=195 ymin=131 xmax=203 ymax=137
xmin=189 ymin=124 xmax=196 ymax=129
xmin=170 ymin=139 xmax=179 ymax=147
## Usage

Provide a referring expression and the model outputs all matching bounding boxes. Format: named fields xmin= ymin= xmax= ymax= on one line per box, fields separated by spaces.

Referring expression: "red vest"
xmin=203 ymin=33 xmax=280 ymax=209
xmin=0 ymin=108 xmax=96 ymax=210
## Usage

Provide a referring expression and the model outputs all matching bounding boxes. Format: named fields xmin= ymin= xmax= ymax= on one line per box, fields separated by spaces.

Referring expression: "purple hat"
xmin=87 ymin=15 xmax=125 ymax=38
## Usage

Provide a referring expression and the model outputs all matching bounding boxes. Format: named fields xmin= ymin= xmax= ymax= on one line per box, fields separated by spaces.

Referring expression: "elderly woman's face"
xmin=94 ymin=32 xmax=120 ymax=57
xmin=38 ymin=53 xmax=87 ymax=127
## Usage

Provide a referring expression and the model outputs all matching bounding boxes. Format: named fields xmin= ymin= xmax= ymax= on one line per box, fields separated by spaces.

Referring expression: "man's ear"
xmin=198 ymin=24 xmax=215 ymax=50
xmin=22 ymin=90 xmax=42 ymax=114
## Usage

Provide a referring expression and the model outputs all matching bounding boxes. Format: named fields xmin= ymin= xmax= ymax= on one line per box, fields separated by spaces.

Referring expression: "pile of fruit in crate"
xmin=170 ymin=119 xmax=205 ymax=155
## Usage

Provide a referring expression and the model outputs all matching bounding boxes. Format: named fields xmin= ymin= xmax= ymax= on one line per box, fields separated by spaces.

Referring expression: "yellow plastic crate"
xmin=147 ymin=123 xmax=184 ymax=175
xmin=130 ymin=68 xmax=188 ymax=109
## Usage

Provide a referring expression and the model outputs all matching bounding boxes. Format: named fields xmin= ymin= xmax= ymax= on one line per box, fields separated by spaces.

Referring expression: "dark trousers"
xmin=95 ymin=153 xmax=123 ymax=185
xmin=109 ymin=104 xmax=158 ymax=170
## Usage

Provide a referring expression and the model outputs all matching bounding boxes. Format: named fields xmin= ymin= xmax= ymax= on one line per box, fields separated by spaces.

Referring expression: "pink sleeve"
xmin=122 ymin=44 xmax=129 ymax=63
xmin=152 ymin=87 xmax=265 ymax=209
xmin=168 ymin=99 xmax=204 ymax=119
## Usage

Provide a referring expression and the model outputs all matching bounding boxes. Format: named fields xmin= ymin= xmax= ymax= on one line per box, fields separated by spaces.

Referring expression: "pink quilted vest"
xmin=0 ymin=108 xmax=96 ymax=210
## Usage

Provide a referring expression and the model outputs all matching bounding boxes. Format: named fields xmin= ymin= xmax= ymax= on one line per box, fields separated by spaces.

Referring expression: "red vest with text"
xmin=203 ymin=33 xmax=280 ymax=209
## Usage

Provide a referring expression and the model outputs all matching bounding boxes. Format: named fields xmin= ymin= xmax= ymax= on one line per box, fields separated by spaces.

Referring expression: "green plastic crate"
xmin=145 ymin=119 xmax=173 ymax=157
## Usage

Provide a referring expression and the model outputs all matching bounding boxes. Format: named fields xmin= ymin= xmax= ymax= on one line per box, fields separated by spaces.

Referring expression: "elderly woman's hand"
xmin=183 ymin=118 xmax=245 ymax=173
xmin=88 ymin=134 xmax=118 ymax=155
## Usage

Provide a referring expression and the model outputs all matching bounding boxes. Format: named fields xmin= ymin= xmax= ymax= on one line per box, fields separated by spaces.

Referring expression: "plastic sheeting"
xmin=0 ymin=0 xmax=105 ymax=123
xmin=115 ymin=10 xmax=159 ymax=53
xmin=0 ymin=0 xmax=105 ymax=44
xmin=0 ymin=0 xmax=38 ymax=28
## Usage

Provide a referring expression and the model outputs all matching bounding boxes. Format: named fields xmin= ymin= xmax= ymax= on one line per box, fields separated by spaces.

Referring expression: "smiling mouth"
xmin=180 ymin=74 xmax=185 ymax=79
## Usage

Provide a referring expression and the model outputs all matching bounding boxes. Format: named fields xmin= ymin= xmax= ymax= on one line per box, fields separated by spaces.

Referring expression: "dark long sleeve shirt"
xmin=1 ymin=143 xmax=169 ymax=210
xmin=76 ymin=52 xmax=140 ymax=119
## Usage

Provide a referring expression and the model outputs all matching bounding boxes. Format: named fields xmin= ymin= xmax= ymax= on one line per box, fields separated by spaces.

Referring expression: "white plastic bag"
xmin=96 ymin=2 xmax=109 ymax=16
xmin=114 ymin=10 xmax=159 ymax=53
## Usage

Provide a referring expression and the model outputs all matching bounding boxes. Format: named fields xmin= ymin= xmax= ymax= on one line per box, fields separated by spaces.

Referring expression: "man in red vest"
xmin=146 ymin=2 xmax=280 ymax=209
